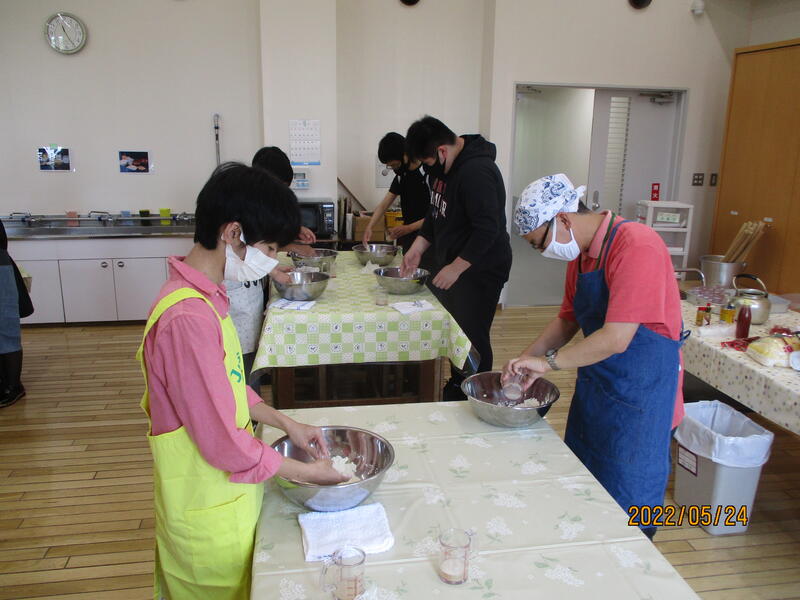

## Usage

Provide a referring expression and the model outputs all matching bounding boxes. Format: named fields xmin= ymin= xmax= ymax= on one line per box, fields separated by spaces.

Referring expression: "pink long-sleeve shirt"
xmin=143 ymin=256 xmax=283 ymax=483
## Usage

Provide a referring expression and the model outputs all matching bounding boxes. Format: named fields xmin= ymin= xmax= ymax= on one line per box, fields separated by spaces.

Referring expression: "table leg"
xmin=274 ymin=367 xmax=296 ymax=409
xmin=420 ymin=359 xmax=437 ymax=403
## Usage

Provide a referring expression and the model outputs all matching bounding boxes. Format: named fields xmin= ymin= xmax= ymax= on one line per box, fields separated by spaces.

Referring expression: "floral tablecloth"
xmin=253 ymin=252 xmax=471 ymax=370
xmin=680 ymin=301 xmax=800 ymax=434
xmin=252 ymin=402 xmax=699 ymax=599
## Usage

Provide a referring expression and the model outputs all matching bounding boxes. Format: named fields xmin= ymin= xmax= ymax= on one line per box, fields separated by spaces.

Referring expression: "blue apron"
xmin=564 ymin=219 xmax=684 ymax=523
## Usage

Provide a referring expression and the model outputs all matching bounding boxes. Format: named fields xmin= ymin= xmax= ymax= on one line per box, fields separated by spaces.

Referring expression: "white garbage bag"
xmin=674 ymin=401 xmax=774 ymax=468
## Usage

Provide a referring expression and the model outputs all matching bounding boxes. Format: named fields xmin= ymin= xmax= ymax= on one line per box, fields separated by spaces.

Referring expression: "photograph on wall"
xmin=37 ymin=146 xmax=72 ymax=171
xmin=119 ymin=151 xmax=151 ymax=173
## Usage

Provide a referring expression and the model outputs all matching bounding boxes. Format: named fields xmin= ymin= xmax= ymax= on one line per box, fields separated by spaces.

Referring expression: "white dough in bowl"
xmin=331 ymin=455 xmax=359 ymax=483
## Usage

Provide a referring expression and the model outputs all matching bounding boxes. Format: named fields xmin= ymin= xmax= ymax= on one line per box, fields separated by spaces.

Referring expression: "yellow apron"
xmin=136 ymin=288 xmax=264 ymax=600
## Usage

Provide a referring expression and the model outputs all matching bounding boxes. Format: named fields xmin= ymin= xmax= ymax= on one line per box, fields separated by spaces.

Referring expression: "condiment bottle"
xmin=720 ymin=302 xmax=736 ymax=324
xmin=735 ymin=303 xmax=752 ymax=339
xmin=704 ymin=303 xmax=712 ymax=325
xmin=695 ymin=305 xmax=706 ymax=326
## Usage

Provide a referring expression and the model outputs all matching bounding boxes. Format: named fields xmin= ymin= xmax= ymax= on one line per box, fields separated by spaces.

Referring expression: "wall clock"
xmin=45 ymin=13 xmax=87 ymax=54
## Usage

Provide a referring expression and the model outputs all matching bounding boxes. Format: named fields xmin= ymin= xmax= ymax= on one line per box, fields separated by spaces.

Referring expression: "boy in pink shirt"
xmin=140 ymin=163 xmax=345 ymax=599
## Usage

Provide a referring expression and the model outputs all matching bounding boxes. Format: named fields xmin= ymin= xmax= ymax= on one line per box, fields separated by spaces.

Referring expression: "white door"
xmin=114 ymin=258 xmax=168 ymax=320
xmin=17 ymin=260 xmax=65 ymax=324
xmin=59 ymin=259 xmax=117 ymax=322
xmin=586 ymin=90 xmax=681 ymax=217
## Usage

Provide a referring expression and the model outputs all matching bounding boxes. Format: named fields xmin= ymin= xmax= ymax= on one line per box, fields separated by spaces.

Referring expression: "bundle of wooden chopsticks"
xmin=722 ymin=220 xmax=768 ymax=263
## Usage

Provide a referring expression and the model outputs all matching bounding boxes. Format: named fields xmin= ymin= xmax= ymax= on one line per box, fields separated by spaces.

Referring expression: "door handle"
xmin=592 ymin=191 xmax=600 ymax=211
xmin=100 ymin=261 xmax=109 ymax=268
xmin=117 ymin=261 xmax=125 ymax=268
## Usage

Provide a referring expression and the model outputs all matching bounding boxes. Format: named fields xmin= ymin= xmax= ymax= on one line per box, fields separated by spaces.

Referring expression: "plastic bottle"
xmin=695 ymin=305 xmax=706 ymax=326
xmin=720 ymin=302 xmax=736 ymax=324
xmin=736 ymin=304 xmax=752 ymax=339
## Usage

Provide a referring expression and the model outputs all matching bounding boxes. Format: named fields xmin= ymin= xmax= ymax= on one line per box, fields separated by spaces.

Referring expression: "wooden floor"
xmin=0 ymin=307 xmax=798 ymax=599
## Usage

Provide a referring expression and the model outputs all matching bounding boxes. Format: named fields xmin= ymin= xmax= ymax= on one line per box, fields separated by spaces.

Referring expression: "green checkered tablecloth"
xmin=252 ymin=251 xmax=472 ymax=369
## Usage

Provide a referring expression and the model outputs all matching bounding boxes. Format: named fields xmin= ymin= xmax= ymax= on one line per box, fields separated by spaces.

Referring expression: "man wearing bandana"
xmin=402 ymin=116 xmax=512 ymax=400
xmin=504 ymin=174 xmax=685 ymax=539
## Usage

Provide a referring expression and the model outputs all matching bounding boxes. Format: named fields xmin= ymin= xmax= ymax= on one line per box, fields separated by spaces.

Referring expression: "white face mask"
xmin=224 ymin=233 xmax=279 ymax=282
xmin=541 ymin=218 xmax=581 ymax=262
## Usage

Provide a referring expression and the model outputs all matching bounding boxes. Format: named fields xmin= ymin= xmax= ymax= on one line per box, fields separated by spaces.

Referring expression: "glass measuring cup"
xmin=437 ymin=528 xmax=477 ymax=585
xmin=320 ymin=545 xmax=366 ymax=600
xmin=502 ymin=373 xmax=525 ymax=402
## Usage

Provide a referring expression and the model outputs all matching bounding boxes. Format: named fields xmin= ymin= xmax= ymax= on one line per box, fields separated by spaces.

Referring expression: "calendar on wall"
xmin=289 ymin=119 xmax=321 ymax=166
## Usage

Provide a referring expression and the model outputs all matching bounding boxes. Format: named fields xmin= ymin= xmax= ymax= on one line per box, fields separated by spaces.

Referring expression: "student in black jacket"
xmin=401 ymin=116 xmax=512 ymax=399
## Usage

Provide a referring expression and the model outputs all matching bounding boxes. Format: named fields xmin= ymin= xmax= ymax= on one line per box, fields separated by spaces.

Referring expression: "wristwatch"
xmin=545 ymin=349 xmax=560 ymax=371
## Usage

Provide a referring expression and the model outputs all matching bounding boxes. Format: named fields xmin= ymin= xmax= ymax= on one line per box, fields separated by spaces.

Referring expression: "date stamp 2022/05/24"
xmin=627 ymin=504 xmax=749 ymax=528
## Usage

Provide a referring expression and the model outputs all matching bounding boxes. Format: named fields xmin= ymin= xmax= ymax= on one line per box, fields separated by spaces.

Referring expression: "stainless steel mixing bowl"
xmin=353 ymin=243 xmax=398 ymax=266
xmin=271 ymin=426 xmax=395 ymax=512
xmin=273 ymin=271 xmax=330 ymax=301
xmin=288 ymin=248 xmax=338 ymax=274
xmin=462 ymin=371 xmax=560 ymax=428
xmin=373 ymin=267 xmax=429 ymax=294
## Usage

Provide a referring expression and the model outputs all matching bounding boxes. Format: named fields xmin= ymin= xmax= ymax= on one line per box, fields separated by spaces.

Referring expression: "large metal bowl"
xmin=271 ymin=426 xmax=395 ymax=512
xmin=353 ymin=243 xmax=398 ymax=266
xmin=462 ymin=371 xmax=560 ymax=428
xmin=273 ymin=271 xmax=330 ymax=301
xmin=288 ymin=248 xmax=338 ymax=274
xmin=374 ymin=267 xmax=430 ymax=295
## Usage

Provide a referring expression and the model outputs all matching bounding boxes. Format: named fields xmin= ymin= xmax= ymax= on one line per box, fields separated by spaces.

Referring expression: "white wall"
xmin=749 ymin=0 xmax=800 ymax=44
xmin=261 ymin=0 xmax=338 ymax=202
xmin=336 ymin=0 xmax=485 ymax=210
xmin=0 ymin=0 xmax=263 ymax=215
xmin=487 ymin=0 xmax=753 ymax=274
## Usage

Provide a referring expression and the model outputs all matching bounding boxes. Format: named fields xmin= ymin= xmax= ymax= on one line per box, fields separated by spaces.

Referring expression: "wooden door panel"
xmin=714 ymin=44 xmax=800 ymax=291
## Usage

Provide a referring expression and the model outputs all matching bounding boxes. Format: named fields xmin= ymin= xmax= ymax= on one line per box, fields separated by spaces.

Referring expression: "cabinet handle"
xmin=100 ymin=261 xmax=109 ymax=268
xmin=117 ymin=261 xmax=125 ymax=268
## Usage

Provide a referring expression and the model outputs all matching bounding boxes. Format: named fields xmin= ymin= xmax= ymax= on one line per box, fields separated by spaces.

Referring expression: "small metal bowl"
xmin=271 ymin=426 xmax=395 ymax=512
xmin=462 ymin=371 xmax=560 ymax=428
xmin=353 ymin=243 xmax=398 ymax=266
xmin=374 ymin=267 xmax=430 ymax=295
xmin=273 ymin=271 xmax=330 ymax=301
xmin=288 ymin=248 xmax=338 ymax=274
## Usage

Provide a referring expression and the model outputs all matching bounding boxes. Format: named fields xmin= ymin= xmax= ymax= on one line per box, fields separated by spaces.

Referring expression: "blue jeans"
xmin=0 ymin=265 xmax=21 ymax=354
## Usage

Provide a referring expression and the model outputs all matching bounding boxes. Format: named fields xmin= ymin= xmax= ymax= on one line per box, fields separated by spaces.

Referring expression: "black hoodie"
xmin=419 ymin=135 xmax=512 ymax=275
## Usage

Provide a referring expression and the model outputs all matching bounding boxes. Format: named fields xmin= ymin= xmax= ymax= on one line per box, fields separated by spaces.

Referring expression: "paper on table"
xmin=390 ymin=300 xmax=435 ymax=315
xmin=271 ymin=299 xmax=316 ymax=311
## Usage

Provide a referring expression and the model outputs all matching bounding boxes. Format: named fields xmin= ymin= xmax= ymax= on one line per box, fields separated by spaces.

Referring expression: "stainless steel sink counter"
xmin=7 ymin=225 xmax=195 ymax=239
xmin=3 ymin=213 xmax=195 ymax=239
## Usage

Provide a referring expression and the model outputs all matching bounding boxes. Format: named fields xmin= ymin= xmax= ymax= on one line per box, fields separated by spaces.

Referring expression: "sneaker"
xmin=0 ymin=385 xmax=25 ymax=408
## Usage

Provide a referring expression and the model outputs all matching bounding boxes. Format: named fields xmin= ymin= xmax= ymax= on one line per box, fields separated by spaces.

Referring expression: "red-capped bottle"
xmin=736 ymin=304 xmax=751 ymax=339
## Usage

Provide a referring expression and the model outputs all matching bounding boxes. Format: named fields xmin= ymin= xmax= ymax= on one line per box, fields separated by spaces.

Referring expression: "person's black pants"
xmin=429 ymin=268 xmax=507 ymax=397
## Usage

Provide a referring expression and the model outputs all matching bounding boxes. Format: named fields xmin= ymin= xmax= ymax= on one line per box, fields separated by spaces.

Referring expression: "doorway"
xmin=505 ymin=85 xmax=685 ymax=307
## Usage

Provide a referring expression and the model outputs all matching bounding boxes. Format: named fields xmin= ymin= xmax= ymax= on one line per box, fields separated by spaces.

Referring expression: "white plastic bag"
xmin=674 ymin=401 xmax=774 ymax=468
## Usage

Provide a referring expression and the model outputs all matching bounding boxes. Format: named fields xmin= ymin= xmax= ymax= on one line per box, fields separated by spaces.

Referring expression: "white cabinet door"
xmin=59 ymin=259 xmax=118 ymax=322
xmin=16 ymin=260 xmax=65 ymax=324
xmin=113 ymin=258 xmax=168 ymax=321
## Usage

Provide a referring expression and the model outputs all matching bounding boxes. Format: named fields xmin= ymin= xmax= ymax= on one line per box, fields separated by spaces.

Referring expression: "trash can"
xmin=673 ymin=400 xmax=774 ymax=535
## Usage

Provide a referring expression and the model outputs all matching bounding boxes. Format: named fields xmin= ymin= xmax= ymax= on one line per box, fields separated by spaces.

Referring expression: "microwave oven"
xmin=297 ymin=199 xmax=336 ymax=238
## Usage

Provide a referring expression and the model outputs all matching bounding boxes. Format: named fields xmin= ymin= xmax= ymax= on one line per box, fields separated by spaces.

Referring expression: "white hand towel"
xmin=390 ymin=300 xmax=435 ymax=315
xmin=270 ymin=299 xmax=316 ymax=311
xmin=298 ymin=502 xmax=394 ymax=562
